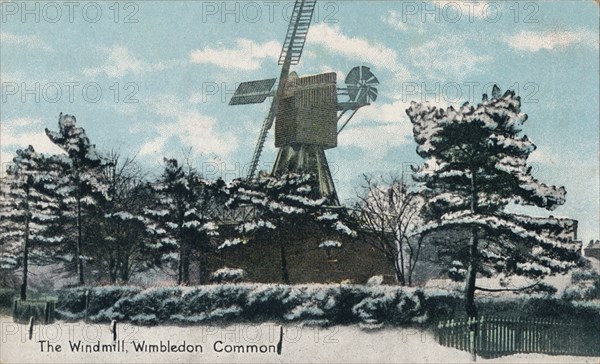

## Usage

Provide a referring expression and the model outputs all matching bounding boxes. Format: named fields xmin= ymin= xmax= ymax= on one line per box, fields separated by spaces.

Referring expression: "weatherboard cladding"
xmin=275 ymin=72 xmax=338 ymax=148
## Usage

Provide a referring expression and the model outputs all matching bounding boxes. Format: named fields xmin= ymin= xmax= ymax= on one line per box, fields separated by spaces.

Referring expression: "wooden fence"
xmin=12 ymin=300 xmax=56 ymax=324
xmin=436 ymin=316 xmax=600 ymax=359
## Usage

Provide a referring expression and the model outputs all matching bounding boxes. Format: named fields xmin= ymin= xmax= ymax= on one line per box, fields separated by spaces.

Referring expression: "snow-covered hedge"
xmin=54 ymin=285 xmax=600 ymax=327
xmin=56 ymin=284 xmax=429 ymax=326
xmin=55 ymin=286 xmax=142 ymax=320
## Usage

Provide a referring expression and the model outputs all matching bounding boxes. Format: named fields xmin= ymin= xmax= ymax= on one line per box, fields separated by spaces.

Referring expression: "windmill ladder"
xmin=248 ymin=111 xmax=275 ymax=178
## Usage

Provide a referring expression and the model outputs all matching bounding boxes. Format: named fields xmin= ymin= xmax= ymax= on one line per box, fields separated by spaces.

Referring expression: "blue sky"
xmin=1 ymin=1 xmax=598 ymax=242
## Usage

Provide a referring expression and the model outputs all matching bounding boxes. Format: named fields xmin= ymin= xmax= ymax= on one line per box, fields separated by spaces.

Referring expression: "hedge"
xmin=54 ymin=284 xmax=600 ymax=327
xmin=56 ymin=284 xmax=429 ymax=326
xmin=55 ymin=286 xmax=142 ymax=320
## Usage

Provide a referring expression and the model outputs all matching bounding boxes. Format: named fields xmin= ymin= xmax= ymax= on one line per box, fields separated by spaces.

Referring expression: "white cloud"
xmin=84 ymin=44 xmax=177 ymax=78
xmin=138 ymin=137 xmax=167 ymax=157
xmin=136 ymin=95 xmax=237 ymax=159
xmin=308 ymin=24 xmax=412 ymax=80
xmin=189 ymin=39 xmax=280 ymax=71
xmin=337 ymin=100 xmax=414 ymax=158
xmin=0 ymin=32 xmax=52 ymax=51
xmin=382 ymin=10 xmax=423 ymax=34
xmin=1 ymin=118 xmax=66 ymax=161
xmin=446 ymin=1 xmax=489 ymax=19
xmin=313 ymin=65 xmax=344 ymax=83
xmin=409 ymin=40 xmax=492 ymax=79
xmin=529 ymin=149 xmax=559 ymax=166
xmin=382 ymin=2 xmax=489 ymax=32
xmin=0 ymin=71 xmax=21 ymax=83
xmin=504 ymin=29 xmax=599 ymax=52
xmin=382 ymin=10 xmax=409 ymax=32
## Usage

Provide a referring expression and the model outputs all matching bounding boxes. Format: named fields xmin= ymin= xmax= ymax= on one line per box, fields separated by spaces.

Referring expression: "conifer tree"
xmin=406 ymin=86 xmax=585 ymax=317
xmin=45 ymin=113 xmax=107 ymax=285
xmin=0 ymin=146 xmax=63 ymax=299
xmin=145 ymin=158 xmax=219 ymax=285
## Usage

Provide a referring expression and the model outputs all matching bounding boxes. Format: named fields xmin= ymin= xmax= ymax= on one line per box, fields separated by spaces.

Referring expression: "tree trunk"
xmin=464 ymin=227 xmax=479 ymax=318
xmin=465 ymin=163 xmax=479 ymax=318
xmin=396 ymin=239 xmax=406 ymax=286
xmin=278 ymin=230 xmax=290 ymax=284
xmin=393 ymin=254 xmax=406 ymax=286
xmin=197 ymin=256 xmax=207 ymax=284
xmin=177 ymin=246 xmax=183 ymax=285
xmin=181 ymin=241 xmax=190 ymax=285
xmin=76 ymin=192 xmax=84 ymax=285
xmin=20 ymin=208 xmax=30 ymax=301
xmin=197 ymin=243 xmax=209 ymax=284
xmin=108 ymin=255 xmax=116 ymax=284
xmin=120 ymin=256 xmax=129 ymax=283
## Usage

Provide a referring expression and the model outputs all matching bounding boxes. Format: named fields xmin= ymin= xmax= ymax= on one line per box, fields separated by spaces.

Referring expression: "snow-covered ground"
xmin=1 ymin=316 xmax=597 ymax=363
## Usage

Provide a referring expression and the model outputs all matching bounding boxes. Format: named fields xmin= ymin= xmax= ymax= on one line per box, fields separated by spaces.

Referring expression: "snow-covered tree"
xmin=91 ymin=152 xmax=158 ymax=283
xmin=406 ymin=86 xmax=585 ymax=317
xmin=45 ymin=113 xmax=108 ymax=285
xmin=355 ymin=174 xmax=424 ymax=286
xmin=224 ymin=173 xmax=355 ymax=283
xmin=0 ymin=146 xmax=63 ymax=299
xmin=145 ymin=158 xmax=220 ymax=285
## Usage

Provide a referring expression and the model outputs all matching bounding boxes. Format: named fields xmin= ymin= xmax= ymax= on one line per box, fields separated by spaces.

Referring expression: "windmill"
xmin=229 ymin=0 xmax=379 ymax=204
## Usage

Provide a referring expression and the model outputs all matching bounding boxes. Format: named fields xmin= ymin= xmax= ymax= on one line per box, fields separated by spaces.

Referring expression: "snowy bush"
xmin=284 ymin=302 xmax=328 ymax=326
xmin=113 ymin=287 xmax=182 ymax=321
xmin=282 ymin=285 xmax=337 ymax=325
xmin=89 ymin=307 xmax=125 ymax=322
xmin=56 ymin=287 xmax=89 ymax=315
xmin=210 ymin=267 xmax=246 ymax=283
xmin=351 ymin=287 xmax=425 ymax=326
xmin=177 ymin=284 xmax=248 ymax=324
xmin=563 ymin=269 xmax=600 ymax=300
xmin=366 ymin=275 xmax=384 ymax=286
xmin=422 ymin=289 xmax=463 ymax=322
xmin=245 ymin=284 xmax=291 ymax=320
xmin=88 ymin=286 xmax=143 ymax=316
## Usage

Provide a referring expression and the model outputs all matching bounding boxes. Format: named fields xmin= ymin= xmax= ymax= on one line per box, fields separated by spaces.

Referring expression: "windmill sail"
xmin=278 ymin=0 xmax=317 ymax=65
xmin=229 ymin=78 xmax=277 ymax=106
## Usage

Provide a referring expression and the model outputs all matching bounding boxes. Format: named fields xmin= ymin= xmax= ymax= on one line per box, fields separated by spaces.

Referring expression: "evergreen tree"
xmin=145 ymin=158 xmax=220 ymax=285
xmin=0 ymin=146 xmax=63 ymax=299
xmin=224 ymin=173 xmax=355 ymax=283
xmin=45 ymin=113 xmax=108 ymax=285
xmin=406 ymin=86 xmax=585 ymax=317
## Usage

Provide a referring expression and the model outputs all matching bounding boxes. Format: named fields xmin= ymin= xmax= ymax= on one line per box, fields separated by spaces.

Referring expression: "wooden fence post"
xmin=110 ymin=320 xmax=117 ymax=341
xmin=28 ymin=317 xmax=34 ymax=340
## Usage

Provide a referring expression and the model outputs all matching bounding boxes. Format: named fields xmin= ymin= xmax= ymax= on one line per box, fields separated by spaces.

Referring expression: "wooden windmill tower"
xmin=229 ymin=0 xmax=379 ymax=204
